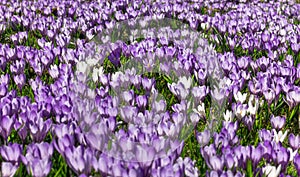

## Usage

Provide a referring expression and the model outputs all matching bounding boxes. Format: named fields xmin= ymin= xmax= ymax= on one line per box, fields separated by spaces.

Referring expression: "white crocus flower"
xmin=86 ymin=57 xmax=99 ymax=66
xmin=234 ymin=91 xmax=247 ymax=103
xmin=262 ymin=164 xmax=281 ymax=177
xmin=92 ymin=67 xmax=104 ymax=82
xmin=193 ymin=102 xmax=206 ymax=118
xmin=247 ymin=95 xmax=259 ymax=116
xmin=288 ymin=147 xmax=298 ymax=162
xmin=76 ymin=61 xmax=89 ymax=75
xmin=272 ymin=129 xmax=289 ymax=143
xmin=178 ymin=76 xmax=192 ymax=90
xmin=111 ymin=71 xmax=123 ymax=82
xmin=223 ymin=110 xmax=233 ymax=122
xmin=49 ymin=64 xmax=59 ymax=79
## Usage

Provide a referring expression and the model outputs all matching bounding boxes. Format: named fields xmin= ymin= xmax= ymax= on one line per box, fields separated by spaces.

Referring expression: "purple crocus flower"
xmin=285 ymin=88 xmax=300 ymax=108
xmin=0 ymin=115 xmax=14 ymax=140
xmin=237 ymin=57 xmax=249 ymax=70
xmin=28 ymin=110 xmax=52 ymax=142
xmin=263 ymin=88 xmax=275 ymax=105
xmin=0 ymin=56 xmax=7 ymax=71
xmin=208 ymin=155 xmax=224 ymax=171
xmin=194 ymin=69 xmax=207 ymax=85
xmin=250 ymin=145 xmax=264 ymax=167
xmin=13 ymin=74 xmax=26 ymax=90
xmin=294 ymin=154 xmax=300 ymax=176
xmin=64 ymin=145 xmax=95 ymax=175
xmin=270 ymin=115 xmax=285 ymax=130
xmin=55 ymin=134 xmax=75 ymax=154
xmin=21 ymin=142 xmax=53 ymax=177
xmin=192 ymin=86 xmax=209 ymax=102
xmin=136 ymin=95 xmax=147 ymax=109
xmin=2 ymin=162 xmax=19 ymax=177
xmin=243 ymin=116 xmax=254 ymax=131
xmin=49 ymin=64 xmax=59 ymax=79
xmin=108 ymin=47 xmax=121 ymax=67
xmin=142 ymin=77 xmax=155 ymax=92
xmin=168 ymin=82 xmax=189 ymax=100
xmin=196 ymin=129 xmax=211 ymax=147
xmin=259 ymin=129 xmax=273 ymax=142
xmin=288 ymin=134 xmax=300 ymax=150
xmin=0 ymin=143 xmax=22 ymax=163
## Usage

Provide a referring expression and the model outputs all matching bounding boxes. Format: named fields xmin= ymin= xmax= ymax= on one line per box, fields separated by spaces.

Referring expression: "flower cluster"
xmin=0 ymin=0 xmax=299 ymax=177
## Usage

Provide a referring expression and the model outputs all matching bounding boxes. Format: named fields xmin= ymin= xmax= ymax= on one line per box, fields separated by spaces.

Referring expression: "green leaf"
xmin=246 ymin=160 xmax=253 ymax=177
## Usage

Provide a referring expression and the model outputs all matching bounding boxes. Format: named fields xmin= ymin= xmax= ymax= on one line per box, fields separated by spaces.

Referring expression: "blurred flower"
xmin=1 ymin=162 xmax=18 ymax=177
xmin=178 ymin=76 xmax=192 ymax=90
xmin=92 ymin=67 xmax=104 ymax=83
xmin=192 ymin=86 xmax=209 ymax=102
xmin=285 ymin=88 xmax=300 ymax=108
xmin=196 ymin=129 xmax=211 ymax=147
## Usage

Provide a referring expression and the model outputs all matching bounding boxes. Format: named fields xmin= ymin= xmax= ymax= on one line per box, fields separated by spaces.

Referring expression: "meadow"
xmin=0 ymin=0 xmax=300 ymax=176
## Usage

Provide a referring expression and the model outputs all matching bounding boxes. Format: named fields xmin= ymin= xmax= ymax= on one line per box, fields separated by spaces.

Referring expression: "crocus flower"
xmin=49 ymin=64 xmax=59 ymax=79
xmin=262 ymin=164 xmax=281 ymax=177
xmin=259 ymin=129 xmax=273 ymax=142
xmin=208 ymin=155 xmax=224 ymax=171
xmin=1 ymin=162 xmax=19 ymax=177
xmin=288 ymin=147 xmax=297 ymax=162
xmin=288 ymin=133 xmax=300 ymax=150
xmin=192 ymin=102 xmax=206 ymax=118
xmin=270 ymin=115 xmax=286 ymax=130
xmin=294 ymin=154 xmax=300 ymax=176
xmin=210 ymin=86 xmax=226 ymax=107
xmin=168 ymin=82 xmax=189 ymax=100
xmin=13 ymin=74 xmax=26 ymax=90
xmin=28 ymin=110 xmax=52 ymax=142
xmin=194 ymin=69 xmax=207 ymax=85
xmin=21 ymin=142 xmax=53 ymax=177
xmin=0 ymin=143 xmax=22 ymax=163
xmin=192 ymin=86 xmax=209 ymax=102
xmin=0 ymin=115 xmax=14 ymax=140
xmin=247 ymin=95 xmax=259 ymax=116
xmin=263 ymin=88 xmax=275 ymax=105
xmin=223 ymin=110 xmax=234 ymax=122
xmin=64 ymin=145 xmax=95 ymax=175
xmin=136 ymin=95 xmax=147 ymax=109
xmin=234 ymin=103 xmax=248 ymax=120
xmin=285 ymin=89 xmax=300 ymax=108
xmin=243 ymin=116 xmax=254 ymax=130
xmin=92 ymin=67 xmax=104 ymax=83
xmin=234 ymin=91 xmax=247 ymax=104
xmin=196 ymin=129 xmax=211 ymax=147
xmin=272 ymin=129 xmax=289 ymax=143
xmin=108 ymin=47 xmax=121 ymax=67
xmin=178 ymin=76 xmax=192 ymax=90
